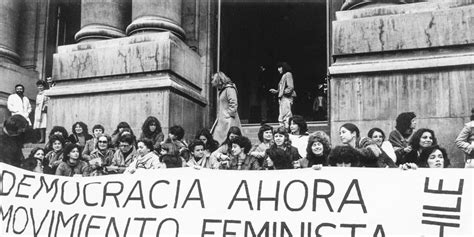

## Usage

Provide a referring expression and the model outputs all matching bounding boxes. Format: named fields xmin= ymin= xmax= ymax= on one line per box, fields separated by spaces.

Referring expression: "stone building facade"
xmin=0 ymin=0 xmax=473 ymax=167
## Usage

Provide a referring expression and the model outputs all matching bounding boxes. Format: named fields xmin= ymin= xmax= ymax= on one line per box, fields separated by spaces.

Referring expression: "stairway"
xmin=241 ymin=121 xmax=330 ymax=144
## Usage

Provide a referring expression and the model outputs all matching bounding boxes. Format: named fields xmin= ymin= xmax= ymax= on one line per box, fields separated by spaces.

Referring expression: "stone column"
xmin=126 ymin=0 xmax=185 ymax=39
xmin=0 ymin=0 xmax=20 ymax=64
xmin=75 ymin=0 xmax=128 ymax=43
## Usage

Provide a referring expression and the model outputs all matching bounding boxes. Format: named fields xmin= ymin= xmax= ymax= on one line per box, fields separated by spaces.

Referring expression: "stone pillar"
xmin=126 ymin=0 xmax=185 ymax=39
xmin=75 ymin=0 xmax=128 ymax=43
xmin=0 ymin=0 xmax=20 ymax=64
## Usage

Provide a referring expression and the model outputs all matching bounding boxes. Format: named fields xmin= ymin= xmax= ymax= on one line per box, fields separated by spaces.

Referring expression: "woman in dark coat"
xmin=210 ymin=72 xmax=241 ymax=145
xmin=264 ymin=126 xmax=300 ymax=169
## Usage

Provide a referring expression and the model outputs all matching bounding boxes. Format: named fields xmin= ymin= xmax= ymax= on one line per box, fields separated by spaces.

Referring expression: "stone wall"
xmin=329 ymin=1 xmax=474 ymax=167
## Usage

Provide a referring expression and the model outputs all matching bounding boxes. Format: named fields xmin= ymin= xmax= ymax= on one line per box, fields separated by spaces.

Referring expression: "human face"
xmin=52 ymin=140 xmax=62 ymax=152
xmin=274 ymin=133 xmax=285 ymax=146
xmin=118 ymin=127 xmax=124 ymax=133
xmin=427 ymin=149 xmax=444 ymax=168
xmin=340 ymin=127 xmax=356 ymax=144
xmin=47 ymin=77 xmax=53 ymax=84
xmin=419 ymin=132 xmax=433 ymax=148
xmin=336 ymin=162 xmax=351 ymax=167
xmin=97 ymin=137 xmax=108 ymax=150
xmin=231 ymin=143 xmax=243 ymax=156
xmin=199 ymin=135 xmax=208 ymax=145
xmin=371 ymin=131 xmax=384 ymax=147
xmin=149 ymin=123 xmax=156 ymax=132
xmin=137 ymin=142 xmax=150 ymax=156
xmin=311 ymin=141 xmax=324 ymax=156
xmin=37 ymin=85 xmax=44 ymax=92
xmin=93 ymin=128 xmax=103 ymax=138
xmin=119 ymin=142 xmax=132 ymax=153
xmin=74 ymin=124 xmax=83 ymax=134
xmin=15 ymin=86 xmax=24 ymax=96
xmin=277 ymin=67 xmax=283 ymax=74
xmin=410 ymin=118 xmax=417 ymax=129
xmin=263 ymin=130 xmax=273 ymax=142
xmin=228 ymin=133 xmax=239 ymax=141
xmin=69 ymin=148 xmax=80 ymax=160
xmin=192 ymin=145 xmax=205 ymax=159
xmin=289 ymin=121 xmax=300 ymax=134
xmin=34 ymin=149 xmax=45 ymax=160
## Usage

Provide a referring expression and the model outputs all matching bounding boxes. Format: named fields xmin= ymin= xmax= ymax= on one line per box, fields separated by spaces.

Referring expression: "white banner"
xmin=0 ymin=164 xmax=473 ymax=236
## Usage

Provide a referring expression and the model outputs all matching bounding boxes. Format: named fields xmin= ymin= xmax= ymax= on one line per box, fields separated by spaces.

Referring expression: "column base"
xmin=126 ymin=16 xmax=185 ymax=40
xmin=0 ymin=45 xmax=20 ymax=64
xmin=75 ymin=24 xmax=126 ymax=43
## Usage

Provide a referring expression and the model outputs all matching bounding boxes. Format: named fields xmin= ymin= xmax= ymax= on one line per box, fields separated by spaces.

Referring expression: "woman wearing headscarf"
xmin=210 ymin=72 xmax=241 ymax=145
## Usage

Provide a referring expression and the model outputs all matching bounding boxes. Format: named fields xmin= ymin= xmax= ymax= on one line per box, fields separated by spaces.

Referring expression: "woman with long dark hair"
xmin=339 ymin=123 xmax=381 ymax=167
xmin=399 ymin=128 xmax=437 ymax=165
xmin=269 ymin=62 xmax=296 ymax=127
xmin=418 ymin=145 xmax=450 ymax=168
xmin=210 ymin=126 xmax=242 ymax=163
xmin=195 ymin=128 xmax=219 ymax=153
xmin=68 ymin=121 xmax=93 ymax=150
xmin=139 ymin=116 xmax=164 ymax=150
xmin=288 ymin=115 xmax=309 ymax=157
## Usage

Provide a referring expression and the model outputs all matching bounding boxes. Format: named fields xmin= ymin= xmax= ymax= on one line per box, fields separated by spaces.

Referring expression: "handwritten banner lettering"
xmin=0 ymin=164 xmax=473 ymax=236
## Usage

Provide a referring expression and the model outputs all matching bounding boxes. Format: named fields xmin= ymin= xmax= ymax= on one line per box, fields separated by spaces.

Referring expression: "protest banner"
xmin=0 ymin=163 xmax=473 ymax=236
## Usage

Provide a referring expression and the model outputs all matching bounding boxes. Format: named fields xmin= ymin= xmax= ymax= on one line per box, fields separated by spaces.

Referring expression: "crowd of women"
xmin=20 ymin=110 xmax=458 ymax=177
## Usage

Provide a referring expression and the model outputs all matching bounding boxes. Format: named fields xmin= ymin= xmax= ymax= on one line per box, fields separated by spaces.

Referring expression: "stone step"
xmin=241 ymin=121 xmax=330 ymax=145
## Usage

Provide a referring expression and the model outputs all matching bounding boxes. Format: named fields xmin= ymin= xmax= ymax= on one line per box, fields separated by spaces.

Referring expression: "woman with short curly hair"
xmin=297 ymin=131 xmax=331 ymax=168
xmin=219 ymin=136 xmax=260 ymax=170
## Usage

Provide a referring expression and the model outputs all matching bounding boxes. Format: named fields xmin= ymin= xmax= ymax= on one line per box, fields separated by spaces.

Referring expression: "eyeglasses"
xmin=119 ymin=144 xmax=130 ymax=147
xmin=98 ymin=140 xmax=108 ymax=143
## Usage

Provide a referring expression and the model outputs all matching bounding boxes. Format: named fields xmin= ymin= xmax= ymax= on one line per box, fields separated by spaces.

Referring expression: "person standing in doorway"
xmin=7 ymin=84 xmax=32 ymax=125
xmin=33 ymin=80 xmax=49 ymax=143
xmin=270 ymin=62 xmax=296 ymax=127
xmin=211 ymin=72 xmax=241 ymax=145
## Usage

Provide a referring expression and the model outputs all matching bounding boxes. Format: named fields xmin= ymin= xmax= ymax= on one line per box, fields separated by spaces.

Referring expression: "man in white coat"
xmin=7 ymin=84 xmax=32 ymax=125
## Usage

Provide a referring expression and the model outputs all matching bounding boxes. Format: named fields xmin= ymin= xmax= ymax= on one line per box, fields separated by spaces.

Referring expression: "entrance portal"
xmin=220 ymin=0 xmax=328 ymax=124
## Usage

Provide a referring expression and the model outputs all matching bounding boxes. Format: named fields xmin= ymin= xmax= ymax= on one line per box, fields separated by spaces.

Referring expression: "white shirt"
xmin=7 ymin=93 xmax=32 ymax=124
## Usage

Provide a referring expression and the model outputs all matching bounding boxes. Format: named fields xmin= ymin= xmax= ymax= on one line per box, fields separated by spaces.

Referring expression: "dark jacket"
xmin=68 ymin=134 xmax=93 ymax=147
xmin=55 ymin=160 xmax=90 ymax=177
xmin=0 ymin=128 xmax=35 ymax=167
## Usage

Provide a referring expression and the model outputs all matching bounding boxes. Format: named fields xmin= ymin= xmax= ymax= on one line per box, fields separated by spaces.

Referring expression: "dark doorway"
xmin=220 ymin=0 xmax=328 ymax=124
